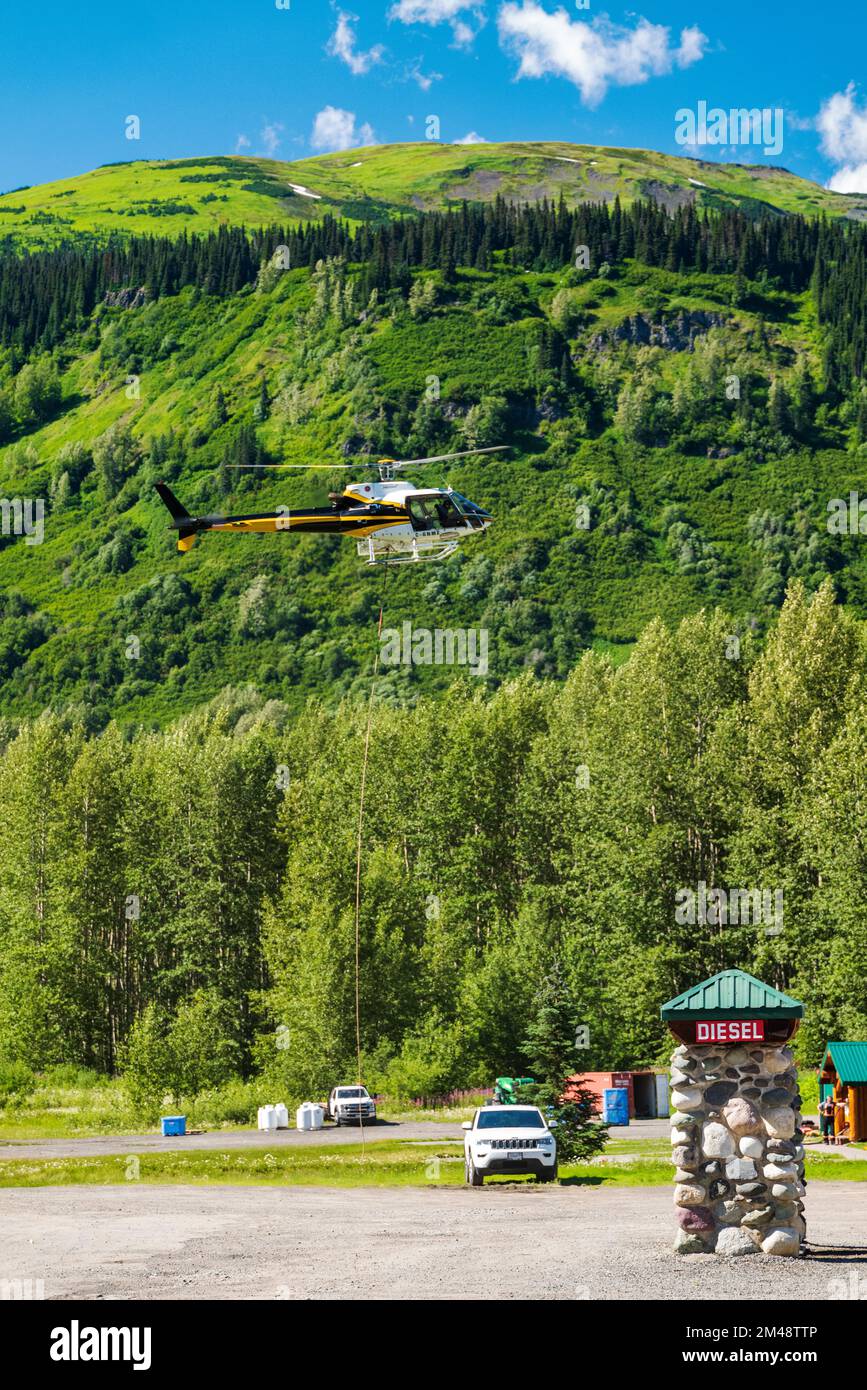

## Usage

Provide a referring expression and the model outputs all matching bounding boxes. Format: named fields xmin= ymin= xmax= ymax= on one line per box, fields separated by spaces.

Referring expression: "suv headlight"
xmin=538 ymin=1136 xmax=554 ymax=1146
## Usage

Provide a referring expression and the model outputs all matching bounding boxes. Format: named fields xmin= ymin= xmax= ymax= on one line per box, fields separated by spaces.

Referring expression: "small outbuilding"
xmin=819 ymin=1041 xmax=867 ymax=1143
xmin=568 ymin=1070 xmax=669 ymax=1118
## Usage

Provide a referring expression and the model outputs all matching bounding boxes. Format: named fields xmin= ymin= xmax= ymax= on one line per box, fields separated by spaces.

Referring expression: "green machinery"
xmin=494 ymin=1076 xmax=535 ymax=1105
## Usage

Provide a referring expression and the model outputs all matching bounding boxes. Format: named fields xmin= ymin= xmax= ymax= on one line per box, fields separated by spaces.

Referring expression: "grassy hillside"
xmin=1 ymin=149 xmax=867 ymax=727
xmin=4 ymin=148 xmax=867 ymax=1096
xmin=2 ymin=142 xmax=866 ymax=251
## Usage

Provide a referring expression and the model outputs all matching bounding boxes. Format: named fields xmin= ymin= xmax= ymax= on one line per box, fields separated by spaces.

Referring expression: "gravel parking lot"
xmin=0 ymin=1117 xmax=669 ymax=1162
xmin=2 ymin=1181 xmax=866 ymax=1301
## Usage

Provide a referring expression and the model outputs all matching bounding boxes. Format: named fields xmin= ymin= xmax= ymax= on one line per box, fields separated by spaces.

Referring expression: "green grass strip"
xmin=0 ymin=1143 xmax=863 ymax=1190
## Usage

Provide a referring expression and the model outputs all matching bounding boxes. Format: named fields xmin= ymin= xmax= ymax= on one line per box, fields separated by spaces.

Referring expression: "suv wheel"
xmin=467 ymin=1157 xmax=484 ymax=1187
xmin=540 ymin=1166 xmax=558 ymax=1183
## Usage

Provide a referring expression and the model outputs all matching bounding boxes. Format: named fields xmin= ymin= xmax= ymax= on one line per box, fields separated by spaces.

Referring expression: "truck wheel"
xmin=467 ymin=1158 xmax=483 ymax=1187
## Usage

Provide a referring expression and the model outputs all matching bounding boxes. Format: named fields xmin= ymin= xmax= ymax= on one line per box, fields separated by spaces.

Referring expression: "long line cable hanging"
xmin=353 ymin=567 xmax=390 ymax=1153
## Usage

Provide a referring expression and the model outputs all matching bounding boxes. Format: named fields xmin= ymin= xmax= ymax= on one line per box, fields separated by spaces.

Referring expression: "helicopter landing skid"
xmin=358 ymin=537 xmax=460 ymax=566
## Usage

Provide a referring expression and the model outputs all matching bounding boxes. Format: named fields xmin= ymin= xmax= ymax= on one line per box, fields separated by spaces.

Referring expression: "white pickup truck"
xmin=462 ymin=1104 xmax=557 ymax=1184
xmin=327 ymin=1085 xmax=377 ymax=1126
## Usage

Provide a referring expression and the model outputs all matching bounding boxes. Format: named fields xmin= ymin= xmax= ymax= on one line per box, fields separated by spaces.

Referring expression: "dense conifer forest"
xmin=2 ymin=159 xmax=867 ymax=1110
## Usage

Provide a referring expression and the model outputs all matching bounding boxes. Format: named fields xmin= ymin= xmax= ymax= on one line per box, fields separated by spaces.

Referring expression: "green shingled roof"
xmin=822 ymin=1041 xmax=867 ymax=1085
xmin=660 ymin=969 xmax=804 ymax=1022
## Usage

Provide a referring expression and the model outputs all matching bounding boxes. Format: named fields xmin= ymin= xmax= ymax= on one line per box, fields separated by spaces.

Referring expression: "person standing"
xmin=819 ymin=1092 xmax=836 ymax=1145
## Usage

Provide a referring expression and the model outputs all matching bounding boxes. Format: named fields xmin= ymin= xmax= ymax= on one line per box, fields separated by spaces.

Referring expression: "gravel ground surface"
xmin=2 ymin=1181 xmax=866 ymax=1301
xmin=0 ymin=1117 xmax=670 ymax=1161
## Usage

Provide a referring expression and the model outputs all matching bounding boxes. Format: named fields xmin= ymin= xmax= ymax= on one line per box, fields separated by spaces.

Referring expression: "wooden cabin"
xmin=819 ymin=1041 xmax=867 ymax=1143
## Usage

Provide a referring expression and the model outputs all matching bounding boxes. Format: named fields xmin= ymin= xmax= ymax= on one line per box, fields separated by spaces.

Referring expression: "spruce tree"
xmin=521 ymin=961 xmax=608 ymax=1163
xmin=254 ymin=376 xmax=269 ymax=423
xmin=768 ymin=378 xmax=792 ymax=435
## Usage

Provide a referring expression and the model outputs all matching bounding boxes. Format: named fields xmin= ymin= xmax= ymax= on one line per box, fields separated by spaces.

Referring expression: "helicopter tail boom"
xmin=155 ymin=481 xmax=199 ymax=552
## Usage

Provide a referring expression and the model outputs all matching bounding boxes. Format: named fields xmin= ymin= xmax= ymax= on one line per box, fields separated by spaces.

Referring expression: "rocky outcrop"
xmin=670 ymin=1042 xmax=805 ymax=1256
xmin=103 ymin=287 xmax=148 ymax=309
xmin=588 ymin=309 xmax=727 ymax=354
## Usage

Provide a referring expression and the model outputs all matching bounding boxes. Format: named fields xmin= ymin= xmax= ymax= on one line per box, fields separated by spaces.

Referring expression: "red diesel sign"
xmin=695 ymin=1020 xmax=765 ymax=1043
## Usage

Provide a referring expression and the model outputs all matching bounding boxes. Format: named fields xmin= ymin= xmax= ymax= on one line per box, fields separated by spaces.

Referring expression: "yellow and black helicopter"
xmin=155 ymin=447 xmax=506 ymax=565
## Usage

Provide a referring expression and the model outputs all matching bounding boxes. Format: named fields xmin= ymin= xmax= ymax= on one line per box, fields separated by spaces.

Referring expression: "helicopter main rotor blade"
xmin=383 ymin=446 xmax=511 ymax=468
xmin=224 ymin=446 xmax=512 ymax=471
xmin=226 ymin=463 xmax=356 ymax=469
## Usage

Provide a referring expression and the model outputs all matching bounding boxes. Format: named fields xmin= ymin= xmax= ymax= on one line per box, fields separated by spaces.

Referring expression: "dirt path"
xmin=0 ymin=1117 xmax=669 ymax=1161
xmin=2 ymin=1181 xmax=865 ymax=1301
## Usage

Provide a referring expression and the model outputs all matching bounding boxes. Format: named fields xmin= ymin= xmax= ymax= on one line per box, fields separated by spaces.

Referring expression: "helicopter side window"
xmin=408 ymin=497 xmax=465 ymax=532
xmin=408 ymin=499 xmax=434 ymax=531
xmin=407 ymin=498 xmax=447 ymax=532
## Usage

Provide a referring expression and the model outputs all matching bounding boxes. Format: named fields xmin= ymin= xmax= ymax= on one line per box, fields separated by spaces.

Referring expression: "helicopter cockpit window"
xmin=407 ymin=496 xmax=466 ymax=532
xmin=449 ymin=491 xmax=486 ymax=517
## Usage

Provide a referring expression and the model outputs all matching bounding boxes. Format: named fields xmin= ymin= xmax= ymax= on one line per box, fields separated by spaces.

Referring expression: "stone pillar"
xmin=670 ymin=1040 xmax=805 ymax=1256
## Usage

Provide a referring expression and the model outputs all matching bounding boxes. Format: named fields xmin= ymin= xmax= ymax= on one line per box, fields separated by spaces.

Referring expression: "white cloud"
xmin=234 ymin=134 xmax=251 ymax=153
xmin=455 ymin=131 xmax=488 ymax=143
xmin=327 ymin=11 xmax=385 ymax=75
xmin=828 ymin=163 xmax=867 ymax=193
xmin=497 ymin=3 xmax=707 ymax=108
xmin=390 ymin=0 xmax=477 ymax=19
xmin=311 ymin=106 xmax=377 ymax=152
xmin=817 ymin=84 xmax=867 ymax=193
xmin=406 ymin=61 xmax=443 ymax=91
xmin=675 ymin=25 xmax=706 ymax=68
xmin=389 ymin=1 xmax=485 ymax=48
xmin=451 ymin=20 xmax=476 ymax=47
xmin=260 ymin=122 xmax=284 ymax=157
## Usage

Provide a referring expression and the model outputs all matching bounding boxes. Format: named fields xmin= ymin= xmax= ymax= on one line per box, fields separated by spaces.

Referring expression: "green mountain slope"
xmin=2 ymin=149 xmax=867 ymax=728
xmin=2 ymin=141 xmax=865 ymax=250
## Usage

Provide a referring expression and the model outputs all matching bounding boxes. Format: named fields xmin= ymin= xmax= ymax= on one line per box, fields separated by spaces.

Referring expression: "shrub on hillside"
xmin=123 ymin=992 xmax=243 ymax=1116
xmin=0 ymin=1057 xmax=35 ymax=1099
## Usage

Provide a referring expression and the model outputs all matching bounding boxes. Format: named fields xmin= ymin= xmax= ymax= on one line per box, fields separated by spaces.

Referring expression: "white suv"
xmin=462 ymin=1104 xmax=558 ymax=1185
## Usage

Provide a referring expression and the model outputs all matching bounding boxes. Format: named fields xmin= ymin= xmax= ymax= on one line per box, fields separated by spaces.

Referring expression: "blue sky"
xmin=3 ymin=1 xmax=867 ymax=193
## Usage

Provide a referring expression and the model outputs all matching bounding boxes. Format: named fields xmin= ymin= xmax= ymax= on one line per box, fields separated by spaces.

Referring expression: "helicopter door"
xmin=407 ymin=496 xmax=466 ymax=533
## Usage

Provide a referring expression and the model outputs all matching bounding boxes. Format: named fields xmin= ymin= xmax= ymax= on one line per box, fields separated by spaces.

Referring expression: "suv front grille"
xmin=487 ymin=1137 xmax=539 ymax=1149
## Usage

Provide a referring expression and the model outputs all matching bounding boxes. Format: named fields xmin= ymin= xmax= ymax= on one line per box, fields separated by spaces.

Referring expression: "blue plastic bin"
xmin=160 ymin=1115 xmax=186 ymax=1136
xmin=602 ymin=1087 xmax=629 ymax=1126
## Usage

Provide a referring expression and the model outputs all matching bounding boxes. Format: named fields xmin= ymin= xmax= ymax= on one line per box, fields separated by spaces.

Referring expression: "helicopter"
xmin=155 ymin=446 xmax=507 ymax=565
